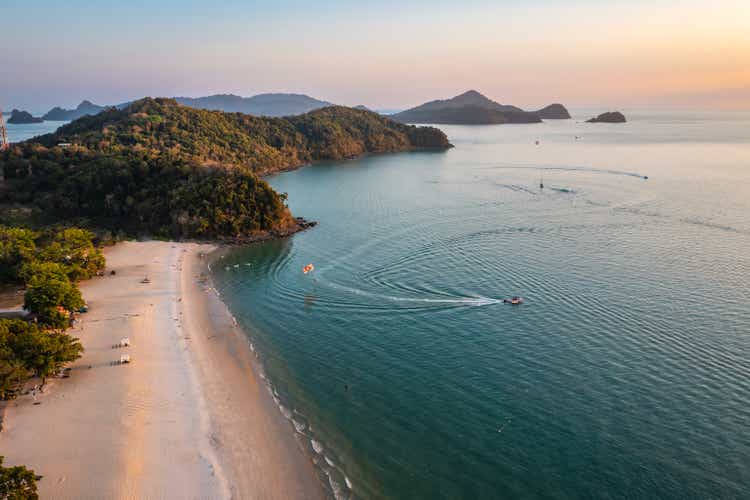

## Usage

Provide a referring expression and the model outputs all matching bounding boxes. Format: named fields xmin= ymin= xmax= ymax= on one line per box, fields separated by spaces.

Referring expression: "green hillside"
xmin=0 ymin=98 xmax=451 ymax=238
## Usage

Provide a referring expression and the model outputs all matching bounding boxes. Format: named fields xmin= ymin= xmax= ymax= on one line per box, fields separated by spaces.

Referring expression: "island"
xmin=586 ymin=111 xmax=627 ymax=123
xmin=7 ymin=109 xmax=44 ymax=124
xmin=1 ymin=97 xmax=451 ymax=239
xmin=42 ymin=100 xmax=107 ymax=121
xmin=391 ymin=90 xmax=570 ymax=125
xmin=173 ymin=93 xmax=333 ymax=116
xmin=43 ymin=93 xmax=336 ymax=121
xmin=533 ymin=103 xmax=571 ymax=119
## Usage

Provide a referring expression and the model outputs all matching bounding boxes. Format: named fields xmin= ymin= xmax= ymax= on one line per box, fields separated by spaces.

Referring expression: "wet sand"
xmin=0 ymin=241 xmax=324 ymax=499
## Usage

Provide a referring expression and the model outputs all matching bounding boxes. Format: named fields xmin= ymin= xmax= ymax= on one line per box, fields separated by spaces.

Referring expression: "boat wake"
xmin=314 ymin=276 xmax=501 ymax=307
xmin=486 ymin=164 xmax=649 ymax=179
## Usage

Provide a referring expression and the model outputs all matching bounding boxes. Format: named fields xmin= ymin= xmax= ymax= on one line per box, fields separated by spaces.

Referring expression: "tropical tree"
xmin=36 ymin=228 xmax=105 ymax=281
xmin=0 ymin=456 xmax=40 ymax=499
xmin=0 ymin=227 xmax=37 ymax=283
xmin=0 ymin=320 xmax=30 ymax=399
xmin=3 ymin=319 xmax=83 ymax=389
xmin=23 ymin=272 xmax=83 ymax=329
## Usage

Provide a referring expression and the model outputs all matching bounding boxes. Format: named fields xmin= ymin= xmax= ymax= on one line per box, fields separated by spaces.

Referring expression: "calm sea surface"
xmin=5 ymin=120 xmax=67 ymax=143
xmin=215 ymin=110 xmax=748 ymax=499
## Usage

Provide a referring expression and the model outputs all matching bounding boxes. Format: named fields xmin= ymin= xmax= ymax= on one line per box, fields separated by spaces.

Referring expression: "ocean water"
xmin=4 ymin=120 xmax=67 ymax=143
xmin=213 ymin=110 xmax=750 ymax=499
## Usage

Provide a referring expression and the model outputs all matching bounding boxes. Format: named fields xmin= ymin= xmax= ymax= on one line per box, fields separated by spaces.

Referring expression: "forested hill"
xmin=32 ymin=98 xmax=451 ymax=175
xmin=0 ymin=98 xmax=451 ymax=239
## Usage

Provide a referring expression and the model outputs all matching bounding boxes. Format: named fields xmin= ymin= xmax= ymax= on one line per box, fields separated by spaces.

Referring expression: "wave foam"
xmin=311 ymin=439 xmax=324 ymax=454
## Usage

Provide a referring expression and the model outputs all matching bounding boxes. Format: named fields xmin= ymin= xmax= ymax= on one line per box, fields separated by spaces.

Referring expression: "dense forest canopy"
xmin=28 ymin=98 xmax=450 ymax=175
xmin=1 ymin=98 xmax=450 ymax=239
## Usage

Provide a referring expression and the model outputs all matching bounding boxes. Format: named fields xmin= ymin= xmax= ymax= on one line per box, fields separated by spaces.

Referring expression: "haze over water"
xmin=213 ymin=110 xmax=750 ymax=499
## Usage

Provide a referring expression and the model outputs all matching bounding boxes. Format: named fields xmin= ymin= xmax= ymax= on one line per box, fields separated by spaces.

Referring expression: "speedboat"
xmin=503 ymin=296 xmax=523 ymax=305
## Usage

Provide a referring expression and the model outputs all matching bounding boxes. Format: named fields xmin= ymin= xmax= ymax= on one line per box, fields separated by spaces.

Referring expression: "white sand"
xmin=0 ymin=241 xmax=324 ymax=499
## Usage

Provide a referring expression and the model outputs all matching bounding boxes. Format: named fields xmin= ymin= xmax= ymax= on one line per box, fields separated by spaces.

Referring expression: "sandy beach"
xmin=0 ymin=240 xmax=324 ymax=499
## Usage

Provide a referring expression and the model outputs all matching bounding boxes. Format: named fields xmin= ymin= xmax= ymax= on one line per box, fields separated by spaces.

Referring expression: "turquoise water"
xmin=212 ymin=110 xmax=750 ymax=499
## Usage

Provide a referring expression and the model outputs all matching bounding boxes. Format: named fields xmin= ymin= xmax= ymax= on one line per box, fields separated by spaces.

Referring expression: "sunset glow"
xmin=3 ymin=0 xmax=749 ymax=111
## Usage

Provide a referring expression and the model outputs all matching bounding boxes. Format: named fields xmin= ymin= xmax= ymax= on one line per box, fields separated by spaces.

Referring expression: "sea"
xmin=11 ymin=111 xmax=750 ymax=499
xmin=212 ymin=109 xmax=750 ymax=499
xmin=5 ymin=119 xmax=67 ymax=143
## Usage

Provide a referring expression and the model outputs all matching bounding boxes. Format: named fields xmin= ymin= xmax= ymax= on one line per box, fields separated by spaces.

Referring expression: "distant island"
xmin=535 ymin=104 xmax=572 ymax=119
xmin=391 ymin=90 xmax=570 ymax=125
xmin=587 ymin=111 xmax=626 ymax=123
xmin=1 ymin=98 xmax=450 ymax=239
xmin=41 ymin=93 xmax=335 ymax=122
xmin=42 ymin=100 xmax=107 ymax=121
xmin=172 ymin=93 xmax=332 ymax=117
xmin=7 ymin=109 xmax=44 ymax=124
xmin=38 ymin=92 xmax=572 ymax=125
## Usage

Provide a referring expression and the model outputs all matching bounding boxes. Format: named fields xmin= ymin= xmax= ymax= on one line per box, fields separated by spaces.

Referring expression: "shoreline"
xmin=0 ymin=241 xmax=325 ymax=499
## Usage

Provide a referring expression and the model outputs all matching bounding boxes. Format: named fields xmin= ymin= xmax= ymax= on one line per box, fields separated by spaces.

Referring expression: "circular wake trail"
xmin=312 ymin=274 xmax=501 ymax=307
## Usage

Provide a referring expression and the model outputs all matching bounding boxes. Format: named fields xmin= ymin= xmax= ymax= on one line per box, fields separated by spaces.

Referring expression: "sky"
xmin=2 ymin=0 xmax=749 ymax=112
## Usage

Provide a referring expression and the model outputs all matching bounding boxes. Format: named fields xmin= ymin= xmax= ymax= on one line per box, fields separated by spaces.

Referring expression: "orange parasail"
xmin=303 ymin=263 xmax=315 ymax=274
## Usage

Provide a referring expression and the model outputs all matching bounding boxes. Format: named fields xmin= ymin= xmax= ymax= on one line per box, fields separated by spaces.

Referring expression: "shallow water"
xmin=213 ymin=110 xmax=750 ymax=499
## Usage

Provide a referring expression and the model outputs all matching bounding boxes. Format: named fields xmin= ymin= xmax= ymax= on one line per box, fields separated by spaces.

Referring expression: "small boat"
xmin=141 ymin=276 xmax=151 ymax=284
xmin=503 ymin=296 xmax=524 ymax=305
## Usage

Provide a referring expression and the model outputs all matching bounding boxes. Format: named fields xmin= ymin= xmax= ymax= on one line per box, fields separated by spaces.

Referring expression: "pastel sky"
xmin=3 ymin=0 xmax=749 ymax=112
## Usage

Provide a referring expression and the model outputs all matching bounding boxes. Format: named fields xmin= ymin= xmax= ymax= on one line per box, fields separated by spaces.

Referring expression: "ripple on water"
xmin=212 ymin=118 xmax=750 ymax=499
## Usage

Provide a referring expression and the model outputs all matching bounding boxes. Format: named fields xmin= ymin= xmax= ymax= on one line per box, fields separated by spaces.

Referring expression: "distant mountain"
xmin=172 ymin=93 xmax=333 ymax=117
xmin=533 ymin=104 xmax=571 ymax=119
xmin=586 ymin=111 xmax=626 ymax=123
xmin=391 ymin=90 xmax=570 ymax=124
xmin=46 ymin=93 xmax=334 ymax=119
xmin=353 ymin=105 xmax=371 ymax=111
xmin=7 ymin=109 xmax=44 ymax=124
xmin=42 ymin=100 xmax=107 ymax=121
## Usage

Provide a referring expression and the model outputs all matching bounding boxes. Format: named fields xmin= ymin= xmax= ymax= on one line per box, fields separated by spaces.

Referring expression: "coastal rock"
xmin=586 ymin=111 xmax=626 ymax=123
xmin=533 ymin=103 xmax=571 ymax=119
xmin=7 ymin=109 xmax=44 ymax=124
